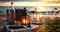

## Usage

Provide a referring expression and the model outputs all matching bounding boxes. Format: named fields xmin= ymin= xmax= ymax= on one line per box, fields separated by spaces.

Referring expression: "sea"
xmin=0 ymin=6 xmax=54 ymax=15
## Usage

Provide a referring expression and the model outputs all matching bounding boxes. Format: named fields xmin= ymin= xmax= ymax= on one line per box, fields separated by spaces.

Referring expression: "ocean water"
xmin=0 ymin=6 xmax=54 ymax=15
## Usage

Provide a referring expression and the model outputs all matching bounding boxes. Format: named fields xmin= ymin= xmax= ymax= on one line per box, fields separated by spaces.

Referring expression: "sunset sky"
xmin=0 ymin=0 xmax=60 ymax=6
xmin=0 ymin=0 xmax=39 ymax=2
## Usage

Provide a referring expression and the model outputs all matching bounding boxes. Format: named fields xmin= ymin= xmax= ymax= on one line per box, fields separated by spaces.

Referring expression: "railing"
xmin=28 ymin=12 xmax=60 ymax=17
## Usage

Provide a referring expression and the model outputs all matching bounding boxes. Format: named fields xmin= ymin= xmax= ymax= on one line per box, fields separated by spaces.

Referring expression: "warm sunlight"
xmin=41 ymin=0 xmax=60 ymax=3
xmin=22 ymin=19 xmax=28 ymax=25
